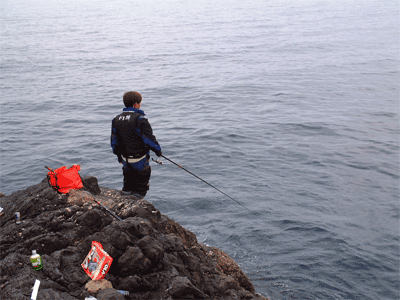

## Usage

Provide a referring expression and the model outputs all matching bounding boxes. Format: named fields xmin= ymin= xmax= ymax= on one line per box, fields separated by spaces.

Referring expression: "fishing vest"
xmin=112 ymin=111 xmax=150 ymax=158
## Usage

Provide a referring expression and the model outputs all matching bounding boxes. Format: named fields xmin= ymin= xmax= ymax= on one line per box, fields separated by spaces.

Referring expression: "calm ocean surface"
xmin=1 ymin=0 xmax=399 ymax=299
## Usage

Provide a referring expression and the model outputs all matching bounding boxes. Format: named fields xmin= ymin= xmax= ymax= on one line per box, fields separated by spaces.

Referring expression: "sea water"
xmin=1 ymin=0 xmax=399 ymax=299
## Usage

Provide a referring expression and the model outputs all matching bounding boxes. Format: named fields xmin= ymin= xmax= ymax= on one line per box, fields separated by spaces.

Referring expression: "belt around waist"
xmin=122 ymin=154 xmax=147 ymax=163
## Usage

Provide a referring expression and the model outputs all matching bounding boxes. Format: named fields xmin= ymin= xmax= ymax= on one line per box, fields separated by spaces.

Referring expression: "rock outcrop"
xmin=0 ymin=176 xmax=268 ymax=300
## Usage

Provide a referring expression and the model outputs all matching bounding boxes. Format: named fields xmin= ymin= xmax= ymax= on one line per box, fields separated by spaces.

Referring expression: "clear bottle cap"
xmin=32 ymin=250 xmax=37 ymax=255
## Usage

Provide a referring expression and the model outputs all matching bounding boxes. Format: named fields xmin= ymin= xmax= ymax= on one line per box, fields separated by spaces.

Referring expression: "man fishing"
xmin=111 ymin=91 xmax=162 ymax=198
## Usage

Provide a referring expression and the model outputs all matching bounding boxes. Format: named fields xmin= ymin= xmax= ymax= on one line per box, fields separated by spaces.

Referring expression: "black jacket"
xmin=111 ymin=107 xmax=161 ymax=162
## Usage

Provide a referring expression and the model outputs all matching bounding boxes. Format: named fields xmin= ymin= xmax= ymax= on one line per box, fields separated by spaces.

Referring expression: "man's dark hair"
xmin=123 ymin=91 xmax=142 ymax=107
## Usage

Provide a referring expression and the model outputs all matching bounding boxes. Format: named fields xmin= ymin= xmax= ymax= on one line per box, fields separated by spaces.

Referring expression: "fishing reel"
xmin=152 ymin=157 xmax=163 ymax=165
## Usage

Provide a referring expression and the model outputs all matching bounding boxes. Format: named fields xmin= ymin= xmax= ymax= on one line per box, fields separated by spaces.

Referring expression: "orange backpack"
xmin=46 ymin=165 xmax=84 ymax=194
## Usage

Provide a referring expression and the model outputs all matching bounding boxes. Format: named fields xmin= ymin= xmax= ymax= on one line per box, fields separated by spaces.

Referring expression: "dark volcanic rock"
xmin=168 ymin=276 xmax=206 ymax=299
xmin=137 ymin=235 xmax=164 ymax=265
xmin=97 ymin=288 xmax=125 ymax=300
xmin=0 ymin=177 xmax=269 ymax=300
xmin=81 ymin=176 xmax=102 ymax=196
xmin=118 ymin=246 xmax=151 ymax=275
xmin=36 ymin=288 xmax=79 ymax=300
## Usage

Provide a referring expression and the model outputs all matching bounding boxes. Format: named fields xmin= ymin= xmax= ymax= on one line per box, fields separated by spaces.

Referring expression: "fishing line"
xmin=159 ymin=155 xmax=252 ymax=213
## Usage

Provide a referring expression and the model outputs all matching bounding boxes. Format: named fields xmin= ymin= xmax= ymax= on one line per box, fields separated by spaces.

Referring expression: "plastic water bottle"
xmin=30 ymin=250 xmax=43 ymax=270
xmin=117 ymin=290 xmax=129 ymax=296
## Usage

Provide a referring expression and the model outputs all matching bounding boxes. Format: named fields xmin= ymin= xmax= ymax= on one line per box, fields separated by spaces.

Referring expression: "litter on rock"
xmin=117 ymin=290 xmax=130 ymax=296
xmin=30 ymin=250 xmax=43 ymax=270
xmin=81 ymin=241 xmax=113 ymax=280
xmin=30 ymin=279 xmax=40 ymax=300
xmin=15 ymin=212 xmax=21 ymax=224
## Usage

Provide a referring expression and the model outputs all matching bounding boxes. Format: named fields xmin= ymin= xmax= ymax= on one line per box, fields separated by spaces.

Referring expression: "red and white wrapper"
xmin=81 ymin=241 xmax=113 ymax=280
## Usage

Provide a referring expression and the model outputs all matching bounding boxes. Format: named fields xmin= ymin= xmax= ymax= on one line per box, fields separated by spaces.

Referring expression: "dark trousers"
xmin=122 ymin=161 xmax=151 ymax=196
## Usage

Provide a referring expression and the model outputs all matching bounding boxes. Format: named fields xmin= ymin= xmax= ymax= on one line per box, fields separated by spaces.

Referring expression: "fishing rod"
xmin=91 ymin=197 xmax=123 ymax=221
xmin=157 ymin=155 xmax=252 ymax=213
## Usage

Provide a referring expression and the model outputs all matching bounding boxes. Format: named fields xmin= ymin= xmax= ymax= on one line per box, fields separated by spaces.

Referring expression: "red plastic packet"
xmin=81 ymin=241 xmax=113 ymax=280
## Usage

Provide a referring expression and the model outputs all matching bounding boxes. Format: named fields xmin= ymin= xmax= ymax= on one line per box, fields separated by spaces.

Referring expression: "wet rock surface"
xmin=0 ymin=176 xmax=268 ymax=300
